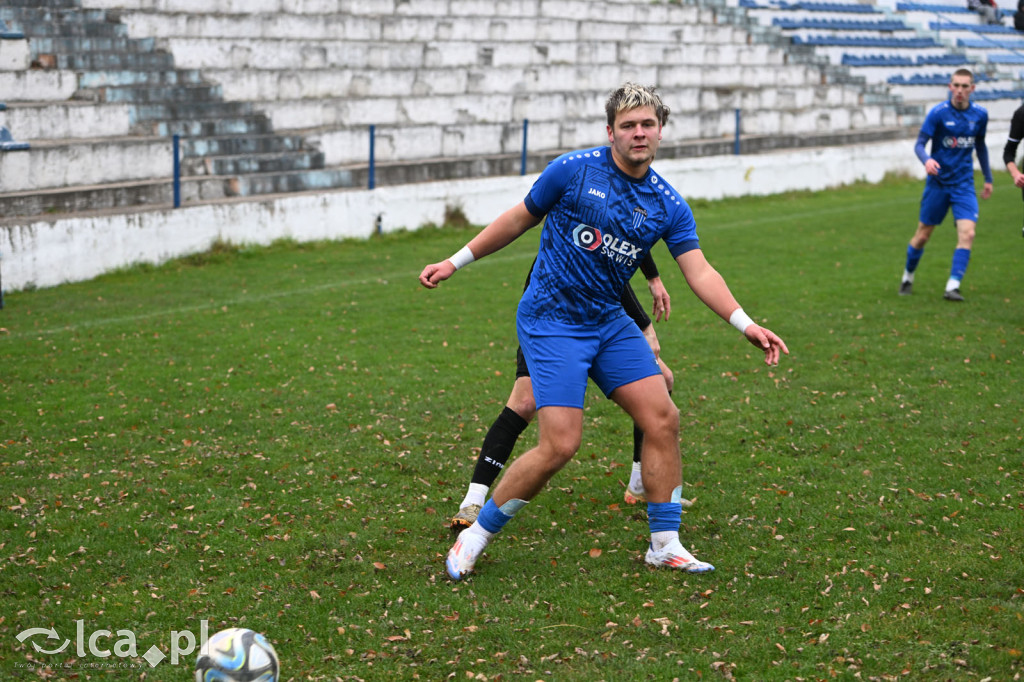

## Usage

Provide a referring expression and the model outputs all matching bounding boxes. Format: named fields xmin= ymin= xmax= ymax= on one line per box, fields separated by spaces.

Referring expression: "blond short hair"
xmin=605 ymin=82 xmax=670 ymax=127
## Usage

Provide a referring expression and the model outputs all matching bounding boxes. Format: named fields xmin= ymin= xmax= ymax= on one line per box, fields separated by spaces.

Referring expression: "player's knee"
xmin=539 ymin=434 xmax=581 ymax=469
xmin=508 ymin=395 xmax=536 ymax=422
xmin=645 ymin=402 xmax=679 ymax=441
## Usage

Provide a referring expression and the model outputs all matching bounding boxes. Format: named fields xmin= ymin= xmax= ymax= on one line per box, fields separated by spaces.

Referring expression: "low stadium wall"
xmin=2 ymin=140 xmax=925 ymax=292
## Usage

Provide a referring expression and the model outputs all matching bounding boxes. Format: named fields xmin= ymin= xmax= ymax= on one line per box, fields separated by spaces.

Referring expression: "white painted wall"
xmin=1 ymin=140 xmax=923 ymax=292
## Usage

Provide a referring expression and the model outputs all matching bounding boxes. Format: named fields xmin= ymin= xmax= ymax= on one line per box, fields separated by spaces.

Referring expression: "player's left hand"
xmin=418 ymin=260 xmax=457 ymax=289
xmin=981 ymin=182 xmax=993 ymax=199
xmin=743 ymin=325 xmax=789 ymax=366
xmin=646 ymin=276 xmax=671 ymax=321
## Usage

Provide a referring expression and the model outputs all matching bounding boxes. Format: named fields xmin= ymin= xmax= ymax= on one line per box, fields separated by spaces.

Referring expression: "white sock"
xmin=650 ymin=530 xmax=678 ymax=552
xmin=628 ymin=461 xmax=643 ymax=490
xmin=460 ymin=483 xmax=488 ymax=509
xmin=945 ymin=277 xmax=960 ymax=292
xmin=903 ymin=270 xmax=915 ymax=283
xmin=466 ymin=520 xmax=495 ymax=541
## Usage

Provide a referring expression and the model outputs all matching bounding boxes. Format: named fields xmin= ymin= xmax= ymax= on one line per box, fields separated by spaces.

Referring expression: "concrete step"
xmin=0 ymin=6 xmax=109 ymax=26
xmin=181 ymin=149 xmax=325 ymax=176
xmin=131 ymin=99 xmax=256 ymax=122
xmin=85 ymin=82 xmax=224 ymax=104
xmin=0 ymin=125 xmax=916 ymax=221
xmin=0 ymin=135 xmax=173 ymax=192
xmin=27 ymin=35 xmax=158 ymax=54
xmin=180 ymin=133 xmax=307 ymax=157
xmin=2 ymin=0 xmax=81 ymax=7
xmin=77 ymin=68 xmax=207 ymax=88
xmin=0 ymin=100 xmax=133 ymax=140
xmin=20 ymin=20 xmax=128 ymax=38
xmin=0 ymin=69 xmax=78 ymax=101
xmin=51 ymin=50 xmax=175 ymax=70
xmin=116 ymin=11 xmax=703 ymax=43
xmin=149 ymin=114 xmax=275 ymax=137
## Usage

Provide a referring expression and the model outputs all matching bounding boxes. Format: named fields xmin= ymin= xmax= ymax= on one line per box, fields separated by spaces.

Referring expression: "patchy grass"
xmin=1 ymin=174 xmax=1021 ymax=681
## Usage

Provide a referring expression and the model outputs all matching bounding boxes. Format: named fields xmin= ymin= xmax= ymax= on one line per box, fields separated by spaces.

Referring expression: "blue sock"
xmin=476 ymin=498 xmax=515 ymax=534
xmin=905 ymin=244 xmax=925 ymax=273
xmin=950 ymin=248 xmax=971 ymax=281
xmin=647 ymin=501 xmax=682 ymax=533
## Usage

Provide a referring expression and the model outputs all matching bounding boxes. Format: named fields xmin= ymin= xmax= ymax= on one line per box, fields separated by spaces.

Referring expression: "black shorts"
xmin=515 ymin=346 xmax=530 ymax=378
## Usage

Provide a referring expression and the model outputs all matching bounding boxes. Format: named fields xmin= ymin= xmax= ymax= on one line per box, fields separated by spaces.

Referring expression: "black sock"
xmin=632 ymin=423 xmax=644 ymax=465
xmin=472 ymin=407 xmax=529 ymax=487
xmin=633 ymin=390 xmax=670 ymax=464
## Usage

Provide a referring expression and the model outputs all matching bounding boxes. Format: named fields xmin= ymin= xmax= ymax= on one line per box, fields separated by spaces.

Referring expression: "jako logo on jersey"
xmin=573 ymin=223 xmax=603 ymax=251
xmin=942 ymin=135 xmax=976 ymax=149
xmin=588 ymin=187 xmax=606 ymax=199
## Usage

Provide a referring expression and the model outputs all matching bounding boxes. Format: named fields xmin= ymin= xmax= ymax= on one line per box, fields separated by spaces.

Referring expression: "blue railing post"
xmin=368 ymin=124 xmax=376 ymax=190
xmin=734 ymin=109 xmax=741 ymax=156
xmin=173 ymin=134 xmax=181 ymax=208
xmin=521 ymin=118 xmax=529 ymax=176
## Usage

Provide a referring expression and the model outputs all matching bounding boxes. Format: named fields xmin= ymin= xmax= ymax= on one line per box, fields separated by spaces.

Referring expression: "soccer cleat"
xmin=445 ymin=529 xmax=489 ymax=580
xmin=450 ymin=503 xmax=481 ymax=535
xmin=645 ymin=540 xmax=715 ymax=573
xmin=898 ymin=280 xmax=913 ymax=296
xmin=943 ymin=288 xmax=965 ymax=302
xmin=623 ymin=483 xmax=646 ymax=505
xmin=624 ymin=483 xmax=694 ymax=508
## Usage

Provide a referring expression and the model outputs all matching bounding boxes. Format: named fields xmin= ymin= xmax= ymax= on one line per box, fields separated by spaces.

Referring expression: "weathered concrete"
xmin=2 ymin=140 xmax=924 ymax=292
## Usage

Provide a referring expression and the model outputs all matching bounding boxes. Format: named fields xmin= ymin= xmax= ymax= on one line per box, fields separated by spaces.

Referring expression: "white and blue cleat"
xmin=445 ymin=529 xmax=490 ymax=580
xmin=644 ymin=539 xmax=715 ymax=573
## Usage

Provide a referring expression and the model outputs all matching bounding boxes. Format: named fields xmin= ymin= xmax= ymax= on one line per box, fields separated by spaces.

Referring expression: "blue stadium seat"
xmin=896 ymin=2 xmax=972 ymax=13
xmin=887 ymin=72 xmax=993 ymax=84
xmin=794 ymin=35 xmax=940 ymax=47
xmin=917 ymin=54 xmax=971 ymax=65
xmin=842 ymin=54 xmax=914 ymax=66
xmin=972 ymin=89 xmax=1024 ymax=100
xmin=742 ymin=0 xmax=880 ymax=11
xmin=958 ymin=37 xmax=1024 ymax=48
xmin=0 ymin=19 xmax=25 ymax=39
xmin=930 ymin=21 xmax=1018 ymax=33
xmin=773 ymin=18 xmax=910 ymax=30
xmin=988 ymin=53 xmax=1024 ymax=63
xmin=0 ymin=127 xmax=30 ymax=151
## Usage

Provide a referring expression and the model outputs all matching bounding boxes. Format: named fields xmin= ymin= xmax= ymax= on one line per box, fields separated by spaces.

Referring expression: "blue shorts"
xmin=919 ymin=178 xmax=979 ymax=226
xmin=516 ymin=313 xmax=661 ymax=409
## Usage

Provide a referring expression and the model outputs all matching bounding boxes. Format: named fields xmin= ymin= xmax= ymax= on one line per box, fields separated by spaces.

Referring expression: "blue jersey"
xmin=519 ymin=146 xmax=700 ymax=328
xmin=918 ymin=100 xmax=991 ymax=187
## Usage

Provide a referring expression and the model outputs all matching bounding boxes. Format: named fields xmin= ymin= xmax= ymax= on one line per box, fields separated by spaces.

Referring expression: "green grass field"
xmin=1 ymin=173 xmax=1021 ymax=681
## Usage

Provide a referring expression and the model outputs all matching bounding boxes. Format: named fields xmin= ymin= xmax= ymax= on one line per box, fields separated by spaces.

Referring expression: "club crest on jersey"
xmin=632 ymin=207 xmax=648 ymax=231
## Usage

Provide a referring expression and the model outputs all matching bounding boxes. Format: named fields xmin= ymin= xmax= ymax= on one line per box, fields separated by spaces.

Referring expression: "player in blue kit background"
xmin=419 ymin=83 xmax=788 ymax=580
xmin=899 ymin=68 xmax=992 ymax=302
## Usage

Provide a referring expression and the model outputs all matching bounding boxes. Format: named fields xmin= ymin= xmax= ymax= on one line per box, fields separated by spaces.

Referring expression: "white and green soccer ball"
xmin=195 ymin=628 xmax=279 ymax=682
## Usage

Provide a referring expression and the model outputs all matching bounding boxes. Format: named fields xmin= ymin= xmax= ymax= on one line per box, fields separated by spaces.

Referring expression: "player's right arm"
xmin=419 ymin=202 xmax=541 ymax=289
xmin=916 ymin=108 xmax=940 ymax=175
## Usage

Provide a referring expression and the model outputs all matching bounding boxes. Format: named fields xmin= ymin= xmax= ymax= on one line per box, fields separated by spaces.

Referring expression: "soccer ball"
xmin=194 ymin=628 xmax=279 ymax=682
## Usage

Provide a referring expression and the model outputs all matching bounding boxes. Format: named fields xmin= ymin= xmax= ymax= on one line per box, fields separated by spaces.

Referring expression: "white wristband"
xmin=729 ymin=308 xmax=755 ymax=334
xmin=448 ymin=245 xmax=475 ymax=270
